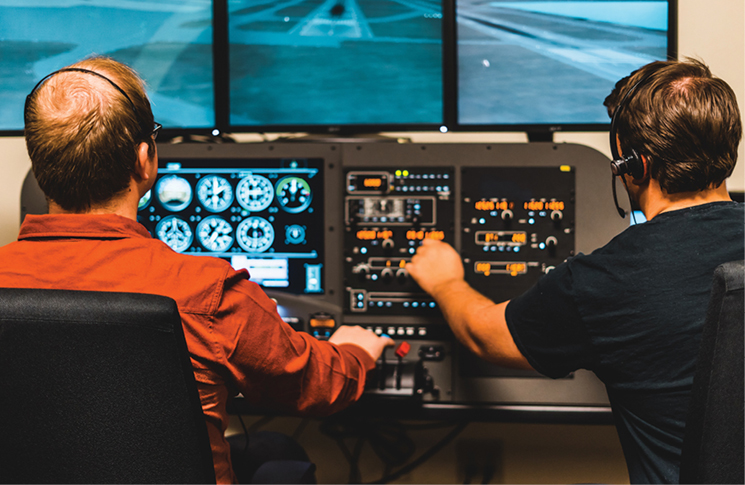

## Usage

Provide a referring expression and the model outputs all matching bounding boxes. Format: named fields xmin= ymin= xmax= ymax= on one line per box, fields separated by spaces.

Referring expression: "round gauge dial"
xmin=236 ymin=217 xmax=274 ymax=253
xmin=156 ymin=216 xmax=193 ymax=253
xmin=237 ymin=175 xmax=274 ymax=212
xmin=285 ymin=224 xmax=306 ymax=245
xmin=197 ymin=216 xmax=234 ymax=252
xmin=275 ymin=176 xmax=312 ymax=213
xmin=196 ymin=175 xmax=233 ymax=213
xmin=138 ymin=189 xmax=151 ymax=210
xmin=156 ymin=175 xmax=192 ymax=212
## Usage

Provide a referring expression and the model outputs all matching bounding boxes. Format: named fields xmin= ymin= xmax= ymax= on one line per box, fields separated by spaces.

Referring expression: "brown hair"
xmin=604 ymin=58 xmax=741 ymax=194
xmin=24 ymin=56 xmax=155 ymax=212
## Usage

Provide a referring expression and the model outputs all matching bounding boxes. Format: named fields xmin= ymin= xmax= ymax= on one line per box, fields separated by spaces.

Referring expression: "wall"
xmin=0 ymin=2 xmax=742 ymax=483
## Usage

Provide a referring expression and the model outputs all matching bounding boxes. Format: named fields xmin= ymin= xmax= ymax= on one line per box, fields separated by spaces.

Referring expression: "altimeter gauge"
xmin=237 ymin=174 xmax=274 ymax=212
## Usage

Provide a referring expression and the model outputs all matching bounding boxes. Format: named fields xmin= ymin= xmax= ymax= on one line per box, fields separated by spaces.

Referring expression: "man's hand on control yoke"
xmin=330 ymin=325 xmax=394 ymax=361
xmin=406 ymin=239 xmax=464 ymax=297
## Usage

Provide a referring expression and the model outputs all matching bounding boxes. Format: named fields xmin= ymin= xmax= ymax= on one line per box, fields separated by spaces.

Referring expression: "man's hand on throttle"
xmin=329 ymin=325 xmax=394 ymax=361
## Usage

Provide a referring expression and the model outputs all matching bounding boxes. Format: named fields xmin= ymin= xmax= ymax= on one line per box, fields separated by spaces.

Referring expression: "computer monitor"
xmin=455 ymin=0 xmax=676 ymax=134
xmin=0 ymin=1 xmax=216 ymax=134
xmin=226 ymin=0 xmax=445 ymax=133
xmin=138 ymin=157 xmax=325 ymax=294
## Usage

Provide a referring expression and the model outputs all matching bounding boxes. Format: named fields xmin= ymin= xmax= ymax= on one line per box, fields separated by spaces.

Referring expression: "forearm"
xmin=430 ymin=279 xmax=532 ymax=369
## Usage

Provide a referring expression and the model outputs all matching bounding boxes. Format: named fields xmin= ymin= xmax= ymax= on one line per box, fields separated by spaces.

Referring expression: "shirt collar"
xmin=18 ymin=214 xmax=152 ymax=241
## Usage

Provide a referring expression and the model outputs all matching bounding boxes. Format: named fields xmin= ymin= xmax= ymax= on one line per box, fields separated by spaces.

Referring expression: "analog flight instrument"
xmin=156 ymin=216 xmax=193 ymax=253
xmin=156 ymin=175 xmax=192 ymax=212
xmin=197 ymin=175 xmax=233 ymax=212
xmin=237 ymin=174 xmax=274 ymax=212
xmin=236 ymin=216 xmax=275 ymax=253
xmin=276 ymin=176 xmax=312 ymax=213
xmin=197 ymin=216 xmax=234 ymax=252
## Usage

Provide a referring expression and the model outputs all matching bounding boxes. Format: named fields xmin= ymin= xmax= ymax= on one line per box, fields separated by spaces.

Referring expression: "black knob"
xmin=546 ymin=236 xmax=558 ymax=256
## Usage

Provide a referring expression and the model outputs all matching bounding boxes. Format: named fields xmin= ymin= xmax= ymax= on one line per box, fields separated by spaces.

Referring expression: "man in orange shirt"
xmin=3 ymin=56 xmax=392 ymax=483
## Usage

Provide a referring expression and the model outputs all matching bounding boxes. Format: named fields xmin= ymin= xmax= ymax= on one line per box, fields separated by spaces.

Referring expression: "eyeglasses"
xmin=151 ymin=122 xmax=162 ymax=140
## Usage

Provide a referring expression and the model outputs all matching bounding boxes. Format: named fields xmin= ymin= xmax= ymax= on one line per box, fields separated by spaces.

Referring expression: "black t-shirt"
xmin=505 ymin=201 xmax=745 ymax=484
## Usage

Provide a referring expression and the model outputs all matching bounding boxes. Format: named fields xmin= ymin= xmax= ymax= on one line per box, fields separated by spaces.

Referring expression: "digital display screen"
xmin=227 ymin=0 xmax=443 ymax=128
xmin=0 ymin=1 xmax=214 ymax=132
xmin=456 ymin=0 xmax=670 ymax=126
xmin=138 ymin=157 xmax=324 ymax=294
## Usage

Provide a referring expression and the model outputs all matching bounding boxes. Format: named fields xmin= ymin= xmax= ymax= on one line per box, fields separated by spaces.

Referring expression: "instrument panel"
xmin=137 ymin=158 xmax=325 ymax=294
xmin=141 ymin=142 xmax=627 ymax=412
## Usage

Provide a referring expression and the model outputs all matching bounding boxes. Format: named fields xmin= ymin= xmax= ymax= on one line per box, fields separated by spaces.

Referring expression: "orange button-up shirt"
xmin=0 ymin=214 xmax=375 ymax=483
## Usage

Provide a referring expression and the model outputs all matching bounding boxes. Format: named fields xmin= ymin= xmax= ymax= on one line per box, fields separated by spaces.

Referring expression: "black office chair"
xmin=0 ymin=288 xmax=216 ymax=484
xmin=679 ymin=260 xmax=744 ymax=484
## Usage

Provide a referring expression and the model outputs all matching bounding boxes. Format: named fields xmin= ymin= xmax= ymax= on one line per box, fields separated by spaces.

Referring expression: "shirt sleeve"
xmin=211 ymin=269 xmax=375 ymax=416
xmin=505 ymin=259 xmax=595 ymax=378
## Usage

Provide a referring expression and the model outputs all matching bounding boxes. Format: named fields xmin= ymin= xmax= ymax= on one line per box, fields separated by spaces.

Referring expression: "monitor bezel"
xmin=220 ymin=0 xmax=453 ymax=136
xmin=448 ymin=0 xmax=678 ymax=137
xmin=0 ymin=1 xmax=223 ymax=138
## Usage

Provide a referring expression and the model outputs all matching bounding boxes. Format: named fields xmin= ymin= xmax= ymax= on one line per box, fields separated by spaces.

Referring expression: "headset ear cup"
xmin=610 ymin=150 xmax=644 ymax=179
xmin=627 ymin=149 xmax=645 ymax=179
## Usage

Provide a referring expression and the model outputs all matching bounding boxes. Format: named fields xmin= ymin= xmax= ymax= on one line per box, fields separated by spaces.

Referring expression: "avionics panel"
xmin=341 ymin=143 xmax=627 ymax=407
xmin=344 ymin=167 xmax=455 ymax=317
xmin=138 ymin=157 xmax=324 ymax=294
xmin=461 ymin=166 xmax=575 ymax=303
xmin=129 ymin=142 xmax=627 ymax=413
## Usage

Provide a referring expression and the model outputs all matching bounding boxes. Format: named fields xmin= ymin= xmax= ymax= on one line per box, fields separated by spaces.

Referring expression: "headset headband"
xmin=609 ymin=69 xmax=656 ymax=163
xmin=24 ymin=67 xmax=138 ymax=125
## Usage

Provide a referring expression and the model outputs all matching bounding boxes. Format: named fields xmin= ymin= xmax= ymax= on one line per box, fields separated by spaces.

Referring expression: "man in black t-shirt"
xmin=407 ymin=59 xmax=743 ymax=484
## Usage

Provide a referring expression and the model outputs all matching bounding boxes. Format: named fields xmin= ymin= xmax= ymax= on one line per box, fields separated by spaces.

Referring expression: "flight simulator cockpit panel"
xmin=138 ymin=157 xmax=325 ymax=295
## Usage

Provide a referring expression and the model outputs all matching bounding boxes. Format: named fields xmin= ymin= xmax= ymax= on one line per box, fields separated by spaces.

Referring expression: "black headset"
xmin=608 ymin=70 xmax=657 ymax=180
xmin=608 ymin=70 xmax=658 ymax=219
xmin=24 ymin=67 xmax=138 ymax=125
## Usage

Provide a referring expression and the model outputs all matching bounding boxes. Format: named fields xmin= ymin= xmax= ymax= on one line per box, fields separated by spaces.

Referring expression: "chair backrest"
xmin=0 ymin=288 xmax=216 ymax=484
xmin=679 ymin=260 xmax=744 ymax=484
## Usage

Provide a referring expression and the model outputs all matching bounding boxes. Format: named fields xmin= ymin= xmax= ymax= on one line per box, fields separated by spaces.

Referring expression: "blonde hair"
xmin=25 ymin=56 xmax=155 ymax=212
